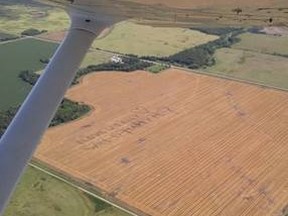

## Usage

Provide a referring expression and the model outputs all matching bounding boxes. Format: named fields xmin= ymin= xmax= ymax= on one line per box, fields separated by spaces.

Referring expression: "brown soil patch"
xmin=262 ymin=26 xmax=288 ymax=36
xmin=38 ymin=31 xmax=67 ymax=42
xmin=35 ymin=68 xmax=288 ymax=216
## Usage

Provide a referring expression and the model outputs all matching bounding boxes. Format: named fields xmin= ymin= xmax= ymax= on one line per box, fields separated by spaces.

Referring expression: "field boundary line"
xmin=0 ymin=37 xmax=27 ymax=45
xmin=28 ymin=162 xmax=139 ymax=216
xmin=174 ymin=66 xmax=288 ymax=93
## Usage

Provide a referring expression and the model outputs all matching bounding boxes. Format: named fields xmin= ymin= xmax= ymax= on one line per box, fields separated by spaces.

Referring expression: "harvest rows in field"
xmin=36 ymin=68 xmax=288 ymax=216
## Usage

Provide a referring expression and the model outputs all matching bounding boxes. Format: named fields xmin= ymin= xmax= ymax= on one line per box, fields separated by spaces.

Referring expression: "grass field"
xmin=81 ymin=50 xmax=114 ymax=68
xmin=35 ymin=49 xmax=114 ymax=75
xmin=0 ymin=31 xmax=18 ymax=40
xmin=92 ymin=21 xmax=218 ymax=57
xmin=4 ymin=166 xmax=130 ymax=216
xmin=0 ymin=38 xmax=58 ymax=110
xmin=0 ymin=4 xmax=69 ymax=35
xmin=233 ymin=33 xmax=288 ymax=56
xmin=205 ymin=48 xmax=288 ymax=89
xmin=146 ymin=64 xmax=169 ymax=73
xmin=35 ymin=68 xmax=288 ymax=216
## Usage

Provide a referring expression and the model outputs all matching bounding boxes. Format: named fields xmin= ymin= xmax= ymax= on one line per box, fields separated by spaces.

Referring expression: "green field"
xmin=81 ymin=50 xmax=114 ymax=68
xmin=93 ymin=21 xmax=218 ymax=57
xmin=233 ymin=33 xmax=288 ymax=56
xmin=35 ymin=49 xmax=114 ymax=75
xmin=205 ymin=48 xmax=288 ymax=89
xmin=146 ymin=64 xmax=169 ymax=73
xmin=0 ymin=4 xmax=69 ymax=35
xmin=4 ymin=166 xmax=130 ymax=216
xmin=0 ymin=38 xmax=58 ymax=110
xmin=0 ymin=31 xmax=18 ymax=40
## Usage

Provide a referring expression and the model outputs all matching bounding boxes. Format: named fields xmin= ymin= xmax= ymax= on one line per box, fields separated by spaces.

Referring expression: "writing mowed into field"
xmin=35 ymin=69 xmax=288 ymax=216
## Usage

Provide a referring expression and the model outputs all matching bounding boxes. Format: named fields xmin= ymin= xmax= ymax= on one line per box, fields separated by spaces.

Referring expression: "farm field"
xmin=205 ymin=48 xmax=288 ymax=89
xmin=0 ymin=32 xmax=17 ymax=41
xmin=36 ymin=68 xmax=288 ymax=216
xmin=129 ymin=0 xmax=287 ymax=8
xmin=4 ymin=166 xmax=130 ymax=216
xmin=92 ymin=21 xmax=218 ymax=57
xmin=35 ymin=49 xmax=114 ymax=75
xmin=0 ymin=38 xmax=57 ymax=110
xmin=47 ymin=0 xmax=288 ymax=27
xmin=81 ymin=50 xmax=114 ymax=68
xmin=0 ymin=4 xmax=69 ymax=35
xmin=37 ymin=30 xmax=67 ymax=42
xmin=233 ymin=33 xmax=288 ymax=56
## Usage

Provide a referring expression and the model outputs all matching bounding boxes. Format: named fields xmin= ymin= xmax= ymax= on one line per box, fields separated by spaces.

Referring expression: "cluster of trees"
xmin=0 ymin=32 xmax=20 ymax=42
xmin=21 ymin=28 xmax=47 ymax=36
xmin=0 ymin=35 xmax=20 ymax=42
xmin=19 ymin=56 xmax=153 ymax=87
xmin=49 ymin=99 xmax=90 ymax=127
xmin=40 ymin=58 xmax=50 ymax=64
xmin=19 ymin=70 xmax=39 ymax=85
xmin=18 ymin=70 xmax=91 ymax=127
xmin=0 ymin=107 xmax=18 ymax=137
xmin=0 ymin=70 xmax=91 ymax=138
xmin=142 ymin=29 xmax=243 ymax=69
xmin=74 ymin=57 xmax=153 ymax=83
xmin=167 ymin=33 xmax=241 ymax=69
xmin=0 ymin=99 xmax=90 ymax=138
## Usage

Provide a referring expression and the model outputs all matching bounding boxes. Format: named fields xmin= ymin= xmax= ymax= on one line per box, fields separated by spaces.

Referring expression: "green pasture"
xmin=233 ymin=33 xmax=288 ymax=56
xmin=146 ymin=64 xmax=169 ymax=73
xmin=93 ymin=21 xmax=218 ymax=57
xmin=205 ymin=48 xmax=288 ymax=89
xmin=81 ymin=50 xmax=114 ymax=68
xmin=4 ymin=166 xmax=130 ymax=216
xmin=0 ymin=31 xmax=17 ymax=40
xmin=0 ymin=38 xmax=58 ymax=110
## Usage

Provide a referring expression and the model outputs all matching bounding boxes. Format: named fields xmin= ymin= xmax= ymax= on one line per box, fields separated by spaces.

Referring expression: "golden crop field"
xmin=35 ymin=69 xmax=288 ymax=216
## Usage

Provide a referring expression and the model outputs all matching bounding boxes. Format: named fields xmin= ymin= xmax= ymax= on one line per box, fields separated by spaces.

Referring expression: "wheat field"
xmin=36 ymin=69 xmax=288 ymax=216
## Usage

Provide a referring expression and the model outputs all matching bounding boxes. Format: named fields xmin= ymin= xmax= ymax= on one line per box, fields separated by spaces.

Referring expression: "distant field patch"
xmin=205 ymin=48 xmax=288 ymax=89
xmin=0 ymin=31 xmax=18 ymax=41
xmin=0 ymin=38 xmax=57 ymax=110
xmin=0 ymin=5 xmax=69 ymax=35
xmin=37 ymin=30 xmax=67 ymax=42
xmin=233 ymin=33 xmax=288 ymax=56
xmin=93 ymin=21 xmax=218 ymax=57
xmin=146 ymin=64 xmax=169 ymax=73
xmin=4 ymin=166 xmax=130 ymax=216
xmin=35 ymin=50 xmax=114 ymax=75
xmin=81 ymin=50 xmax=114 ymax=68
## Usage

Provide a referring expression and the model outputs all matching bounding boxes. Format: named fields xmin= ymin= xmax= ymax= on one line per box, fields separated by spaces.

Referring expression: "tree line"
xmin=21 ymin=28 xmax=47 ymax=36
xmin=141 ymin=28 xmax=244 ymax=69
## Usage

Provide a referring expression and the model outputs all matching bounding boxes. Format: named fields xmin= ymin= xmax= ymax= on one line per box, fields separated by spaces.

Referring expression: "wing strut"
xmin=0 ymin=9 xmax=111 ymax=215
